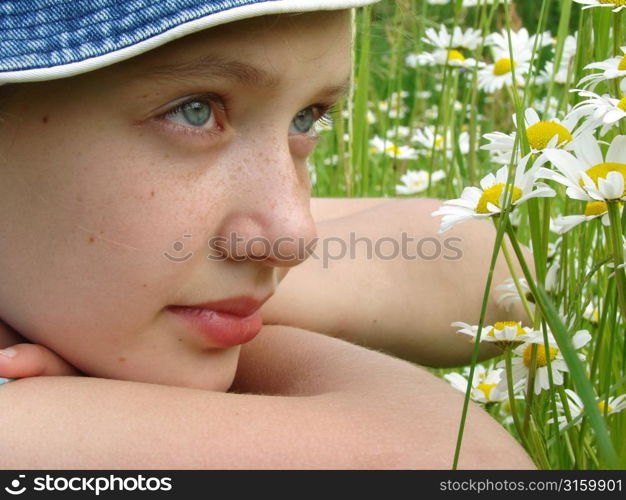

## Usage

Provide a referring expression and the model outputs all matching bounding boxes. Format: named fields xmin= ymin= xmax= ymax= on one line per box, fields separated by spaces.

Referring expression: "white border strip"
xmin=0 ymin=0 xmax=379 ymax=83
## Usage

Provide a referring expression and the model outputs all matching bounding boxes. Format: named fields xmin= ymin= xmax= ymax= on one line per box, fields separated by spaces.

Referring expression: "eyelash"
xmin=316 ymin=105 xmax=337 ymax=128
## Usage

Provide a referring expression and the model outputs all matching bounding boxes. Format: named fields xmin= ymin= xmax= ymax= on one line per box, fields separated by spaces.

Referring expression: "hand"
xmin=0 ymin=318 xmax=81 ymax=378
xmin=0 ymin=343 xmax=82 ymax=378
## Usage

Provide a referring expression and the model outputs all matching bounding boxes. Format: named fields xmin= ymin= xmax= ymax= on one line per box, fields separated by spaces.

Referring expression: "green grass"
xmin=311 ymin=0 xmax=626 ymax=470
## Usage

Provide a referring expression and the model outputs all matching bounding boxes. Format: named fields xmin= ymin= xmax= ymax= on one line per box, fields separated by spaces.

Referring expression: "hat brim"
xmin=0 ymin=0 xmax=379 ymax=84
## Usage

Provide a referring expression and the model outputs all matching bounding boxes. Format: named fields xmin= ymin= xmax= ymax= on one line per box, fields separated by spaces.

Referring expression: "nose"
xmin=214 ymin=139 xmax=318 ymax=268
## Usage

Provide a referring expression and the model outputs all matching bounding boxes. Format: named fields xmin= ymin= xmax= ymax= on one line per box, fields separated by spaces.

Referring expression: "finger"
xmin=0 ymin=343 xmax=81 ymax=377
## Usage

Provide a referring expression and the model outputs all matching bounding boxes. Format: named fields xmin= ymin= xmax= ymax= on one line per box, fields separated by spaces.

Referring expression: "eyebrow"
xmin=133 ymin=54 xmax=352 ymax=101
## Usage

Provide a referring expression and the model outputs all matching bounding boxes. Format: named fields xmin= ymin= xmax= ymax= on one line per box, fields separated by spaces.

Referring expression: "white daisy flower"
xmin=498 ymin=329 xmax=592 ymax=395
xmin=545 ymin=260 xmax=561 ymax=292
xmin=477 ymin=28 xmax=541 ymax=93
xmin=395 ymin=169 xmax=446 ymax=195
xmin=423 ymin=24 xmax=484 ymax=51
xmin=495 ymin=278 xmax=534 ymax=313
xmin=377 ymin=92 xmax=409 ymax=119
xmin=480 ymin=130 xmax=517 ymax=161
xmin=550 ymin=389 xmax=626 ymax=431
xmin=540 ymin=133 xmax=626 ymax=202
xmin=481 ymin=108 xmax=586 ymax=163
xmin=432 ymin=154 xmax=556 ymax=233
xmin=386 ymin=126 xmax=413 ymax=140
xmin=444 ymin=365 xmax=512 ymax=404
xmin=412 ymin=126 xmax=470 ymax=158
xmin=538 ymin=34 xmax=578 ymax=85
xmin=369 ymin=136 xmax=419 ymax=160
xmin=573 ymin=0 xmax=626 ymax=12
xmin=551 ymin=200 xmax=611 ymax=234
xmin=487 ymin=28 xmax=552 ymax=57
xmin=478 ymin=56 xmax=531 ymax=93
xmin=408 ymin=49 xmax=480 ymax=69
xmin=570 ymin=89 xmax=626 ymax=135
xmin=427 ymin=0 xmax=449 ymax=4
xmin=451 ymin=320 xmax=538 ymax=351
xmin=583 ymin=302 xmax=601 ymax=324
xmin=578 ymin=47 xmax=626 ymax=90
xmin=591 ymin=393 xmax=626 ymax=416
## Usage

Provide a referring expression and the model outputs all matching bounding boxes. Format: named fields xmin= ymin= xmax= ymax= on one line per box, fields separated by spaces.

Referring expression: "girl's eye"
xmin=290 ymin=105 xmax=334 ymax=135
xmin=162 ymin=97 xmax=220 ymax=131
xmin=290 ymin=107 xmax=316 ymax=134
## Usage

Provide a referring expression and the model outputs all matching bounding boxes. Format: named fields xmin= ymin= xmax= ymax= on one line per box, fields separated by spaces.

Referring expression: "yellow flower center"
xmin=475 ymin=382 xmax=497 ymax=400
xmin=385 ymin=145 xmax=402 ymax=156
xmin=476 ymin=184 xmax=523 ymax=214
xmin=584 ymin=201 xmax=609 ymax=216
xmin=448 ymin=49 xmax=466 ymax=62
xmin=583 ymin=162 xmax=626 ymax=197
xmin=600 ymin=0 xmax=626 ymax=8
xmin=618 ymin=96 xmax=626 ymax=111
xmin=523 ymin=344 xmax=559 ymax=368
xmin=591 ymin=309 xmax=600 ymax=323
xmin=598 ymin=400 xmax=614 ymax=413
xmin=434 ymin=136 xmax=444 ymax=148
xmin=619 ymin=54 xmax=626 ymax=72
xmin=494 ymin=321 xmax=525 ymax=333
xmin=494 ymin=58 xmax=515 ymax=76
xmin=526 ymin=121 xmax=573 ymax=150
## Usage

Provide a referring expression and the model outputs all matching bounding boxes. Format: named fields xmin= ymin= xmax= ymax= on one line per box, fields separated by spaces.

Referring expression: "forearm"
xmin=0 ymin=325 xmax=533 ymax=469
xmin=310 ymin=196 xmax=395 ymax=222
xmin=263 ymin=197 xmax=532 ymax=366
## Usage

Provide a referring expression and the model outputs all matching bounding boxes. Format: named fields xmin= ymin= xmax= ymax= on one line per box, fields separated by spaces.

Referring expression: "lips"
xmin=167 ymin=295 xmax=271 ymax=348
xmin=184 ymin=295 xmax=271 ymax=317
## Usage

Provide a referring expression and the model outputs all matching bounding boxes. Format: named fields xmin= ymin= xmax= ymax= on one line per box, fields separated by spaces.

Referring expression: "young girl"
xmin=0 ymin=0 xmax=533 ymax=468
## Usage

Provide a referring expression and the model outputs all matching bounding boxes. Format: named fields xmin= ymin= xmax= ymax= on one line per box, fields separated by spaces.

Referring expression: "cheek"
xmin=0 ymin=123 xmax=228 ymax=350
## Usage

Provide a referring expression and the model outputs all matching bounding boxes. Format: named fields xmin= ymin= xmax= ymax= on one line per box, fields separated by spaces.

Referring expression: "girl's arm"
xmin=0 ymin=325 xmax=533 ymax=469
xmin=262 ymin=197 xmax=531 ymax=366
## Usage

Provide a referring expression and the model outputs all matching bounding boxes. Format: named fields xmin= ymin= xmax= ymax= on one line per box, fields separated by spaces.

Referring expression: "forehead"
xmin=111 ymin=10 xmax=352 ymax=89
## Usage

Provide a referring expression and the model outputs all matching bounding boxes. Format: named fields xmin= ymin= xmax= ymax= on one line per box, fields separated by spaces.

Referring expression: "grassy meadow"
xmin=311 ymin=0 xmax=626 ymax=470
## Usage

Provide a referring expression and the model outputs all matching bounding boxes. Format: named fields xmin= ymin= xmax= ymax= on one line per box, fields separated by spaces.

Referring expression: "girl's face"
xmin=0 ymin=10 xmax=351 ymax=390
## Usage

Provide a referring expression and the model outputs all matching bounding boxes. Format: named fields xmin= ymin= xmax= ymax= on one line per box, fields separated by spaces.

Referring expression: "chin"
xmin=149 ymin=361 xmax=239 ymax=391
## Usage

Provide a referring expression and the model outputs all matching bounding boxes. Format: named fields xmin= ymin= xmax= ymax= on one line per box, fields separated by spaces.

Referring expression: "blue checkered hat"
xmin=0 ymin=0 xmax=379 ymax=84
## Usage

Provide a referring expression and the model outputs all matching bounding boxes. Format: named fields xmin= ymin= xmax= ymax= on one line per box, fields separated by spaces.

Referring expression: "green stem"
xmin=451 ymin=216 xmax=510 ymax=469
xmin=522 ymin=344 xmax=539 ymax=434
xmin=505 ymin=221 xmax=619 ymax=469
xmin=607 ymin=201 xmax=626 ymax=322
xmin=556 ymin=385 xmax=582 ymax=468
xmin=500 ymin=240 xmax=536 ymax=323
xmin=504 ymin=350 xmax=526 ymax=445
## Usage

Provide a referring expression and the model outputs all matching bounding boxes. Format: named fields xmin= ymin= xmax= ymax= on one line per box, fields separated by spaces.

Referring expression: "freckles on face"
xmin=0 ymin=10 xmax=351 ymax=388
